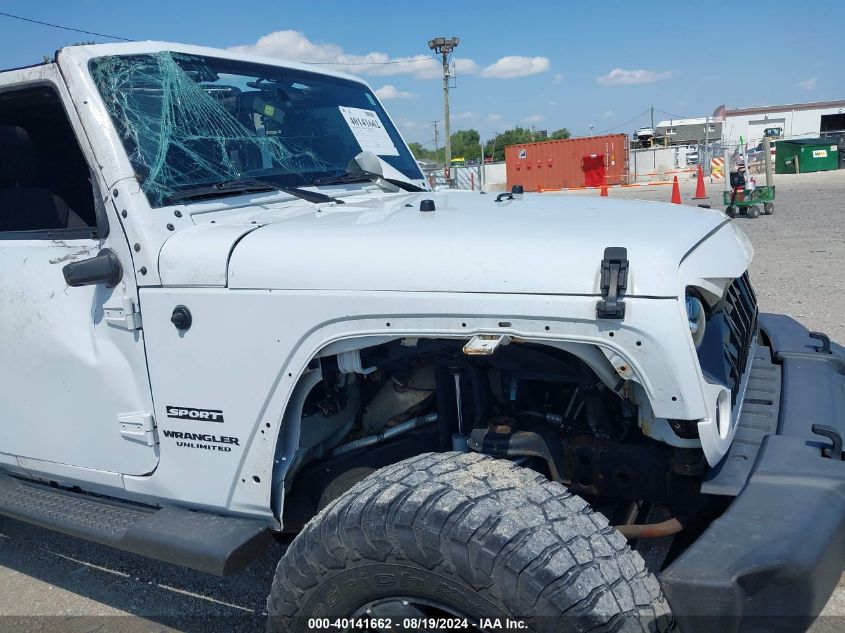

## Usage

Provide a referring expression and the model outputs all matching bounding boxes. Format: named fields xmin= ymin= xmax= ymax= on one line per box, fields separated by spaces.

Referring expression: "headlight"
xmin=685 ymin=295 xmax=706 ymax=348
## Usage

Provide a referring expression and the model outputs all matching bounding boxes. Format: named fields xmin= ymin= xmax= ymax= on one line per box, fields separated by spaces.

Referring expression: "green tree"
xmin=484 ymin=127 xmax=537 ymax=162
xmin=482 ymin=126 xmax=573 ymax=162
xmin=449 ymin=129 xmax=481 ymax=161
xmin=406 ymin=142 xmax=437 ymax=161
xmin=408 ymin=130 xmax=484 ymax=163
xmin=407 ymin=142 xmax=425 ymax=158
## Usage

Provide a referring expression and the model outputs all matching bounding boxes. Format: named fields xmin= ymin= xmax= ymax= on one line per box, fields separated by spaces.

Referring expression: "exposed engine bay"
xmin=279 ymin=337 xmax=723 ymax=568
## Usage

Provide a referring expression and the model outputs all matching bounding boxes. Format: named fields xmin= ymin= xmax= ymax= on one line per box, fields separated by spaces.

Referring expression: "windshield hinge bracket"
xmin=597 ymin=247 xmax=628 ymax=320
xmin=104 ymin=295 xmax=142 ymax=330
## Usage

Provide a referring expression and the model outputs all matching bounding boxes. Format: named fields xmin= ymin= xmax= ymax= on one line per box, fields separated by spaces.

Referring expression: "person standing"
xmin=729 ymin=160 xmax=746 ymax=206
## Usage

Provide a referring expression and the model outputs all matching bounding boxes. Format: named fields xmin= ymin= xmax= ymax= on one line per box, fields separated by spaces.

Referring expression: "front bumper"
xmin=660 ymin=313 xmax=845 ymax=633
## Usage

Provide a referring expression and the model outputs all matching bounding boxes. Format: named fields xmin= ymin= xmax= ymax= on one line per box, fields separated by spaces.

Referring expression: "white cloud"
xmin=597 ymin=68 xmax=674 ymax=85
xmin=797 ymin=77 xmax=818 ymax=90
xmin=396 ymin=118 xmax=418 ymax=129
xmin=452 ymin=58 xmax=481 ymax=77
xmin=406 ymin=57 xmax=480 ymax=80
xmin=452 ymin=111 xmax=475 ymax=121
xmin=481 ymin=56 xmax=551 ymax=79
xmin=553 ymin=72 xmax=564 ymax=84
xmin=603 ymin=109 xmax=614 ymax=117
xmin=486 ymin=113 xmax=502 ymax=122
xmin=374 ymin=84 xmax=419 ymax=100
xmin=522 ymin=114 xmax=544 ymax=124
xmin=230 ymin=29 xmax=478 ymax=79
xmin=549 ymin=101 xmax=558 ymax=107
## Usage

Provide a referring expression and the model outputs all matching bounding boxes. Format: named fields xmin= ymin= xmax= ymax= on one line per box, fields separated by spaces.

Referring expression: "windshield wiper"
xmin=313 ymin=170 xmax=425 ymax=192
xmin=168 ymin=177 xmax=343 ymax=204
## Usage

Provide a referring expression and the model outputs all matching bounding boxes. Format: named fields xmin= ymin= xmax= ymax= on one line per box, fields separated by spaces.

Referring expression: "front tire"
xmin=267 ymin=452 xmax=673 ymax=632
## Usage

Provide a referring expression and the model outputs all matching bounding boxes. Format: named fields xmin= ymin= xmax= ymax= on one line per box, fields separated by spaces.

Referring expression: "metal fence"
xmin=627 ymin=141 xmax=727 ymax=183
xmin=699 ymin=142 xmax=724 ymax=177
xmin=421 ymin=164 xmax=483 ymax=191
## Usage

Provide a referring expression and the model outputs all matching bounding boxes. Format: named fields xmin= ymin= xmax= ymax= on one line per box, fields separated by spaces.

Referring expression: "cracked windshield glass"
xmin=90 ymin=51 xmax=422 ymax=206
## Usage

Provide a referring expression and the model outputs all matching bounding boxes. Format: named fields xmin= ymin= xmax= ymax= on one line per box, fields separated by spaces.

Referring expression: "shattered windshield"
xmin=89 ymin=52 xmax=423 ymax=206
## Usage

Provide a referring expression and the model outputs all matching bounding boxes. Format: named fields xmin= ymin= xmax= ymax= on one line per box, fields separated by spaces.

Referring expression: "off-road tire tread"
xmin=267 ymin=452 xmax=673 ymax=632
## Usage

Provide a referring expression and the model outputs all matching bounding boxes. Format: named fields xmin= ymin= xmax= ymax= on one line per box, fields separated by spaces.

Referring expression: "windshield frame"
xmin=87 ymin=50 xmax=425 ymax=207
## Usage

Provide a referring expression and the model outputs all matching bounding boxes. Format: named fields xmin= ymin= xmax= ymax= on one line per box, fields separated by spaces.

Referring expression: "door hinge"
xmin=118 ymin=412 xmax=158 ymax=446
xmin=104 ymin=295 xmax=142 ymax=330
xmin=597 ymin=247 xmax=629 ymax=320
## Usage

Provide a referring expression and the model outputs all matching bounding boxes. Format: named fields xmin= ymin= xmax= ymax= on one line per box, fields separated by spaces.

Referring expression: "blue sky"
xmin=1 ymin=0 xmax=842 ymax=146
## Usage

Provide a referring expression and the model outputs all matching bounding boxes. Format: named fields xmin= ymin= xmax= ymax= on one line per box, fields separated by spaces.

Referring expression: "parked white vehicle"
xmin=685 ymin=147 xmax=699 ymax=166
xmin=636 ymin=127 xmax=655 ymax=147
xmin=1 ymin=42 xmax=843 ymax=633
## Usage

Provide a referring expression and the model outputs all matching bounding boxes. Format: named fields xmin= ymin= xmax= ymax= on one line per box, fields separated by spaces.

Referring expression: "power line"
xmin=0 ymin=10 xmax=441 ymax=67
xmin=0 ymin=10 xmax=133 ymax=41
xmin=654 ymin=107 xmax=692 ymax=121
xmin=592 ymin=108 xmax=652 ymax=136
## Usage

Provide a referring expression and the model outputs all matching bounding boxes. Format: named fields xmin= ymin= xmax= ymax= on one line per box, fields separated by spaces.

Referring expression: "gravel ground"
xmin=0 ymin=169 xmax=843 ymax=631
xmin=0 ymin=516 xmax=284 ymax=632
xmin=587 ymin=169 xmax=845 ymax=342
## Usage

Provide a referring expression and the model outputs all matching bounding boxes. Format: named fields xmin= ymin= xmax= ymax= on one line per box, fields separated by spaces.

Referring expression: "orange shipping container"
xmin=505 ymin=134 xmax=628 ymax=192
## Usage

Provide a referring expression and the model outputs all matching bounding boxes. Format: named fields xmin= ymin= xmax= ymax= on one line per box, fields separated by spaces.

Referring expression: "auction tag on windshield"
xmin=339 ymin=106 xmax=399 ymax=156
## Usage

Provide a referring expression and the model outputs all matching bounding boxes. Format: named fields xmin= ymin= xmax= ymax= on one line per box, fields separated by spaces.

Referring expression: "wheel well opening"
xmin=271 ymin=335 xmax=712 ymax=571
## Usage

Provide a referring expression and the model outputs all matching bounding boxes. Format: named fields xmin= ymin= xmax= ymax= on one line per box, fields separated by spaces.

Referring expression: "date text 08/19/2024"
xmin=306 ymin=617 xmax=528 ymax=629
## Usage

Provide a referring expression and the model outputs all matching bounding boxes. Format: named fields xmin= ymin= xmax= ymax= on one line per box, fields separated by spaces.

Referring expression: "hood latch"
xmin=597 ymin=247 xmax=628 ymax=320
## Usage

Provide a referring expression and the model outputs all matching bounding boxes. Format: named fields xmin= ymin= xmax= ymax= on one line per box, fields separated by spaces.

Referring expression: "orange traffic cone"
xmin=600 ymin=185 xmax=608 ymax=197
xmin=693 ymin=165 xmax=707 ymax=199
xmin=670 ymin=176 xmax=681 ymax=204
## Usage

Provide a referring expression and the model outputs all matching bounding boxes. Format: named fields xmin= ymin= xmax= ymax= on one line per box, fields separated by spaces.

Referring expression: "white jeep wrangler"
xmin=1 ymin=42 xmax=844 ymax=633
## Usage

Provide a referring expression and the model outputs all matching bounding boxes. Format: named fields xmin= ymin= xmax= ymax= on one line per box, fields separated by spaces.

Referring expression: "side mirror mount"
xmin=347 ymin=151 xmax=384 ymax=177
xmin=346 ymin=151 xmax=400 ymax=193
xmin=63 ymin=249 xmax=123 ymax=288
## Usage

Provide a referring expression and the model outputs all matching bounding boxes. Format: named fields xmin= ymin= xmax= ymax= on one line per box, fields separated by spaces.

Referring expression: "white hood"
xmin=159 ymin=191 xmax=750 ymax=297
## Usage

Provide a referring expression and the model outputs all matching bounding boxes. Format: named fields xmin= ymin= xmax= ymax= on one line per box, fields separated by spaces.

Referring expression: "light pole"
xmin=428 ymin=36 xmax=459 ymax=183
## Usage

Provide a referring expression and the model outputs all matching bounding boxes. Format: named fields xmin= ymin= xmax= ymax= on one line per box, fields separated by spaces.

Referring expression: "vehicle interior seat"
xmin=0 ymin=125 xmax=87 ymax=232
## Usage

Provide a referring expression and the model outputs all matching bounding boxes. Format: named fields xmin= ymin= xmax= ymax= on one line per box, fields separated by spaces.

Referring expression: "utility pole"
xmin=649 ymin=106 xmax=655 ymax=148
xmin=432 ymin=120 xmax=440 ymax=164
xmin=428 ymin=36 xmax=459 ymax=184
xmin=479 ymin=139 xmax=485 ymax=191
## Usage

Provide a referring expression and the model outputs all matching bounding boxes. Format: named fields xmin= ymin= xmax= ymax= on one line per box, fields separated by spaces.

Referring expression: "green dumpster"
xmin=776 ymin=138 xmax=840 ymax=174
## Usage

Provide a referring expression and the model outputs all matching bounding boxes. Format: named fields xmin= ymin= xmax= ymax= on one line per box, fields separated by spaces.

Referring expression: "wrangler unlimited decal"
xmin=162 ymin=429 xmax=240 ymax=452
xmin=166 ymin=406 xmax=225 ymax=422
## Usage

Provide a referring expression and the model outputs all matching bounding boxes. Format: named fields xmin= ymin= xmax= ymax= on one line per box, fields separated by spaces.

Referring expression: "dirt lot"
xmin=0 ymin=169 xmax=843 ymax=632
xmin=593 ymin=169 xmax=845 ymax=343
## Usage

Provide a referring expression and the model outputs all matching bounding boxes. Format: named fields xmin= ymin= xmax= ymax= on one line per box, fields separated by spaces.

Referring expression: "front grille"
xmin=722 ymin=272 xmax=758 ymax=403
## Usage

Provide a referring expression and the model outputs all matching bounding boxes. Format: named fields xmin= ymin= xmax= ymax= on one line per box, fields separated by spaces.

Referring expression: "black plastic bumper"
xmin=660 ymin=314 xmax=845 ymax=633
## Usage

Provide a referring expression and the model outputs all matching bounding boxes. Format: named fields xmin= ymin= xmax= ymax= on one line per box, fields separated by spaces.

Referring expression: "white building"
xmin=716 ymin=100 xmax=845 ymax=146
